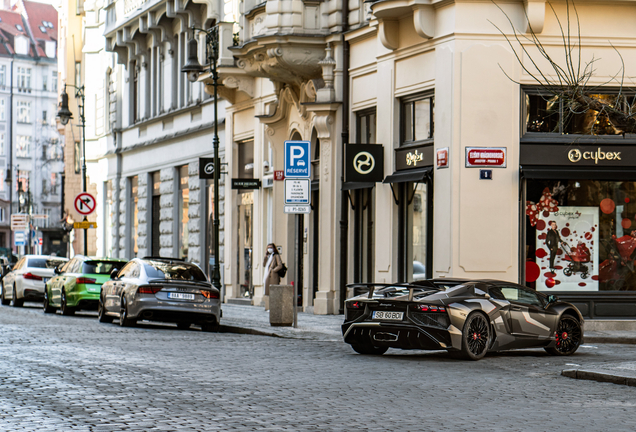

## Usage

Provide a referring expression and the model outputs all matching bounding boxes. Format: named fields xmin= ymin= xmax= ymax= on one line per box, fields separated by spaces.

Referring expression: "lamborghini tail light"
xmin=413 ymin=304 xmax=447 ymax=313
xmin=347 ymin=301 xmax=364 ymax=309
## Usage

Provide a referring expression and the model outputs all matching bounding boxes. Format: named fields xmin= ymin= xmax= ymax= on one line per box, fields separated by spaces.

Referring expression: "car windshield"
xmin=144 ymin=261 xmax=208 ymax=282
xmin=82 ymin=261 xmax=123 ymax=275
xmin=28 ymin=258 xmax=66 ymax=269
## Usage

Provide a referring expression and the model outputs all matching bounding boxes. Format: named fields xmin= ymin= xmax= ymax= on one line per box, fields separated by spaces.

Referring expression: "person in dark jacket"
xmin=545 ymin=221 xmax=562 ymax=273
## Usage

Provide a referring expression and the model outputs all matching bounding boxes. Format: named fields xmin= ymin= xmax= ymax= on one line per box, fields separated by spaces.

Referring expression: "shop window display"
xmin=525 ymin=179 xmax=636 ymax=292
xmin=524 ymin=91 xmax=636 ymax=135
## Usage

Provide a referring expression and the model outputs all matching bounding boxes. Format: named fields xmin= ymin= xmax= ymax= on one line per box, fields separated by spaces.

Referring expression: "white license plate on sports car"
xmin=372 ymin=311 xmax=403 ymax=321
xmin=168 ymin=292 xmax=195 ymax=300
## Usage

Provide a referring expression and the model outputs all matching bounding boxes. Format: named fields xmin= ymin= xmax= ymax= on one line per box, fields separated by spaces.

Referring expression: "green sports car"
xmin=44 ymin=256 xmax=127 ymax=315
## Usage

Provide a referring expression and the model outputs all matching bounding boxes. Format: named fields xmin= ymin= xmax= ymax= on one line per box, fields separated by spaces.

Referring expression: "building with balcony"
xmin=99 ymin=0 xmax=229 ymax=274
xmin=0 ymin=1 xmax=63 ymax=255
xmin=193 ymin=0 xmax=636 ymax=319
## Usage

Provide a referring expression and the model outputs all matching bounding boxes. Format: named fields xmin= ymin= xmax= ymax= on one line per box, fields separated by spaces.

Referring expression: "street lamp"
xmin=57 ymin=84 xmax=88 ymax=256
xmin=181 ymin=25 xmax=222 ymax=292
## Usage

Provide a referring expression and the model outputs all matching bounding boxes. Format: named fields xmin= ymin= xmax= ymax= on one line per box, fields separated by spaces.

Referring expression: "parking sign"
xmin=284 ymin=141 xmax=311 ymax=178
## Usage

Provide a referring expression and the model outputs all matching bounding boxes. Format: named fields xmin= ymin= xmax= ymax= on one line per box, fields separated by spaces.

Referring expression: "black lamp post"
xmin=181 ymin=25 xmax=222 ymax=292
xmin=57 ymin=84 xmax=88 ymax=256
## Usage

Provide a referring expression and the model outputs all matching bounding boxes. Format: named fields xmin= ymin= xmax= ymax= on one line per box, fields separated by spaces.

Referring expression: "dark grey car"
xmin=98 ymin=258 xmax=221 ymax=331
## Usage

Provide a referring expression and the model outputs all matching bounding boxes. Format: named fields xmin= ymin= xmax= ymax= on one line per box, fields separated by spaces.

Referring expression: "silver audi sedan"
xmin=98 ymin=258 xmax=221 ymax=331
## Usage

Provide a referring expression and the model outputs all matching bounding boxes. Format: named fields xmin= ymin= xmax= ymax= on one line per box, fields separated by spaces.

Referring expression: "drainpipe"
xmin=7 ymin=58 xmax=13 ymax=251
xmin=338 ymin=0 xmax=350 ymax=314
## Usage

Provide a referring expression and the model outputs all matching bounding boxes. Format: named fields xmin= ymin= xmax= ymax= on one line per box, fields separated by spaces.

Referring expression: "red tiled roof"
xmin=21 ymin=0 xmax=57 ymax=44
xmin=0 ymin=10 xmax=28 ymax=38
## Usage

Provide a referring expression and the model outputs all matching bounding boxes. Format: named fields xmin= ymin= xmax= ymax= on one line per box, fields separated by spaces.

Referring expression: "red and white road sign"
xmin=465 ymin=147 xmax=507 ymax=168
xmin=74 ymin=192 xmax=96 ymax=216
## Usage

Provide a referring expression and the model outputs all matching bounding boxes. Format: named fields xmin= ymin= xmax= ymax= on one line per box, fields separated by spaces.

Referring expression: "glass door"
xmin=236 ymin=191 xmax=254 ymax=298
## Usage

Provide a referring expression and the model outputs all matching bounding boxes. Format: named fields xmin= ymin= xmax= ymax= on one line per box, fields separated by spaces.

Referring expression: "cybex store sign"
xmin=520 ymin=144 xmax=636 ymax=167
xmin=567 ymin=148 xmax=622 ymax=164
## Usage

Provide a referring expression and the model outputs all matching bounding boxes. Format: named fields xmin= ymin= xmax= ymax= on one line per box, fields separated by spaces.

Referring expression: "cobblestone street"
xmin=1 ymin=304 xmax=636 ymax=431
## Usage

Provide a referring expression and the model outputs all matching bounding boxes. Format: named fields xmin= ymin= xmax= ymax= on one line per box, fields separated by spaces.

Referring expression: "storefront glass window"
xmin=151 ymin=172 xmax=160 ymax=256
xmin=178 ymin=166 xmax=189 ymax=259
xmin=525 ymin=179 xmax=636 ymax=292
xmin=524 ymin=90 xmax=635 ymax=135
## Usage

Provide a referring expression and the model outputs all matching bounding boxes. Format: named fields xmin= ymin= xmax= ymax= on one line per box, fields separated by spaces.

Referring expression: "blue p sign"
xmin=284 ymin=140 xmax=311 ymax=178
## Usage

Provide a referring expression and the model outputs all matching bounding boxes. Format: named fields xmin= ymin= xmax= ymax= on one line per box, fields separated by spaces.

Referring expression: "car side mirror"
xmin=110 ymin=268 xmax=120 ymax=280
xmin=545 ymin=295 xmax=558 ymax=308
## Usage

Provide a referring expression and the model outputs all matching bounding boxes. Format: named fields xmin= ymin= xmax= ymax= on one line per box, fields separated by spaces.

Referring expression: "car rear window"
xmin=28 ymin=258 xmax=66 ymax=269
xmin=144 ymin=261 xmax=208 ymax=282
xmin=82 ymin=261 xmax=123 ymax=275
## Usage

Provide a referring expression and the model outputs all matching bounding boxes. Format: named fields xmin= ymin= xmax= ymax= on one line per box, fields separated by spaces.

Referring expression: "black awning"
xmin=521 ymin=166 xmax=636 ymax=181
xmin=383 ymin=166 xmax=433 ymax=184
xmin=341 ymin=182 xmax=375 ymax=191
xmin=311 ymin=179 xmax=319 ymax=191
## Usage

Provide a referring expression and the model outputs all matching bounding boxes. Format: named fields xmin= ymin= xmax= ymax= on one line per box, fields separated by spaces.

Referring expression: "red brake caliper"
xmin=562 ymin=332 xmax=568 ymax=340
xmin=473 ymin=332 xmax=478 ymax=340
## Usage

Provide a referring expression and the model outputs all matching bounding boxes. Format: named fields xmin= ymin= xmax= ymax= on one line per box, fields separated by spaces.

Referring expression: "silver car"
xmin=98 ymin=258 xmax=221 ymax=331
xmin=0 ymin=255 xmax=69 ymax=307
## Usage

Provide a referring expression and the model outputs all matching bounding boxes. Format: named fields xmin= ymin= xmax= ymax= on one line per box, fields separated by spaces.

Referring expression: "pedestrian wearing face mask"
xmin=263 ymin=243 xmax=283 ymax=310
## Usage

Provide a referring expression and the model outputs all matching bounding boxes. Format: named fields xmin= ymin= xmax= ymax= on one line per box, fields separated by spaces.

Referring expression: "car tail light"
xmin=347 ymin=301 xmax=364 ymax=309
xmin=23 ymin=273 xmax=42 ymax=281
xmin=138 ymin=285 xmax=162 ymax=294
xmin=76 ymin=277 xmax=97 ymax=285
xmin=413 ymin=304 xmax=446 ymax=313
xmin=200 ymin=290 xmax=220 ymax=299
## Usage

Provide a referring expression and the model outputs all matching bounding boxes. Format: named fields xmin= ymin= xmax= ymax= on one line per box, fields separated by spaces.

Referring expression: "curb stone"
xmin=585 ymin=336 xmax=636 ymax=345
xmin=562 ymin=369 xmax=636 ymax=386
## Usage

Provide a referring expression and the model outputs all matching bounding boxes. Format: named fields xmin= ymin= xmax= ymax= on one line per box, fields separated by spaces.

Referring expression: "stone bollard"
xmin=269 ymin=285 xmax=294 ymax=327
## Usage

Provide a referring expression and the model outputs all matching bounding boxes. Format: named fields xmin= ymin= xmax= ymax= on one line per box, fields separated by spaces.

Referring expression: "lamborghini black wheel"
xmin=458 ymin=312 xmax=490 ymax=360
xmin=351 ymin=343 xmax=388 ymax=356
xmin=545 ymin=315 xmax=582 ymax=356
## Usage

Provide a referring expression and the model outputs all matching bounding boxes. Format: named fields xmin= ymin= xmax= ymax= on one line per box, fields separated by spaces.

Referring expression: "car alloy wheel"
xmin=458 ymin=312 xmax=490 ymax=360
xmin=97 ymin=296 xmax=113 ymax=323
xmin=10 ymin=286 xmax=23 ymax=308
xmin=545 ymin=315 xmax=582 ymax=356
xmin=60 ymin=291 xmax=75 ymax=316
xmin=43 ymin=289 xmax=55 ymax=314
xmin=119 ymin=297 xmax=136 ymax=327
xmin=0 ymin=282 xmax=9 ymax=306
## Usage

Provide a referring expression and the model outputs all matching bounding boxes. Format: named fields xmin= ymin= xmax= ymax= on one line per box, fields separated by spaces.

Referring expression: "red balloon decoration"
xmin=525 ymin=261 xmax=540 ymax=283
xmin=600 ymin=198 xmax=616 ymax=214
xmin=622 ymin=218 xmax=632 ymax=229
xmin=545 ymin=278 xmax=556 ymax=288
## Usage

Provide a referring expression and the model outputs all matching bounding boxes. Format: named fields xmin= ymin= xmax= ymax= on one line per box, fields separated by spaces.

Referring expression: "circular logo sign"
xmin=353 ymin=152 xmax=375 ymax=175
xmin=568 ymin=149 xmax=582 ymax=163
xmin=204 ymin=162 xmax=215 ymax=175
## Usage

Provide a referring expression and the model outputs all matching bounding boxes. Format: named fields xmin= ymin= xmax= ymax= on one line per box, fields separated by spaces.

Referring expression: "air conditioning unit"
xmin=263 ymin=174 xmax=274 ymax=188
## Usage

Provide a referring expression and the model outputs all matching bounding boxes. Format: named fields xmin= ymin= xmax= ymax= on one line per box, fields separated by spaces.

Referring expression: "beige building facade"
xmin=209 ymin=0 xmax=636 ymax=319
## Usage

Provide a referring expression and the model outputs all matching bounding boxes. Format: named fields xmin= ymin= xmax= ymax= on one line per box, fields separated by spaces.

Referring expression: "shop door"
xmin=237 ymin=191 xmax=254 ymax=298
xmin=398 ymin=181 xmax=430 ymax=282
xmin=311 ymin=189 xmax=319 ymax=300
xmin=353 ymin=188 xmax=374 ymax=283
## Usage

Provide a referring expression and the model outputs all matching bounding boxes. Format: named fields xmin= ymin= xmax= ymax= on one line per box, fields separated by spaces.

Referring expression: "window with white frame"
xmin=52 ymin=71 xmax=57 ymax=92
xmin=0 ymin=99 xmax=5 ymax=121
xmin=17 ymin=67 xmax=31 ymax=90
xmin=17 ymin=101 xmax=30 ymax=123
xmin=0 ymin=65 xmax=6 ymax=87
xmin=0 ymin=207 xmax=5 ymax=222
xmin=16 ymin=135 xmax=31 ymax=157
xmin=0 ymin=133 xmax=5 ymax=156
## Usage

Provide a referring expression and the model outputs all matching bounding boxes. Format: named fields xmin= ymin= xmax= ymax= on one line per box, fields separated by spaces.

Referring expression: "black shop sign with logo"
xmin=199 ymin=158 xmax=216 ymax=179
xmin=345 ymin=144 xmax=384 ymax=183
xmin=520 ymin=144 xmax=636 ymax=167
xmin=395 ymin=145 xmax=434 ymax=171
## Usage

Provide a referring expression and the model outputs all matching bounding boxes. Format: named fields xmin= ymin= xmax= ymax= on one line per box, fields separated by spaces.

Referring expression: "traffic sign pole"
xmin=284 ymin=140 xmax=311 ymax=328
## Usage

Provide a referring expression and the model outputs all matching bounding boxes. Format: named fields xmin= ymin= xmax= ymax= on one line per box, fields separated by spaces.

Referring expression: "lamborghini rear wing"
xmin=345 ymin=281 xmax=439 ymax=301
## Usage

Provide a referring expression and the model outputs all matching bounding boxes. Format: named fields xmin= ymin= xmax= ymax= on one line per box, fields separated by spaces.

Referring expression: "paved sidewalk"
xmin=219 ymin=303 xmax=344 ymax=341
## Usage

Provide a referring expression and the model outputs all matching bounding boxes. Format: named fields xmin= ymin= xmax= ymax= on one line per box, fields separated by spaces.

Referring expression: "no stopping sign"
xmin=74 ymin=192 xmax=96 ymax=216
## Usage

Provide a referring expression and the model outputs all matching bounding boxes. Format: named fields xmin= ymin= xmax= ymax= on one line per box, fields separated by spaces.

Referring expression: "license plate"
xmin=168 ymin=292 xmax=195 ymax=300
xmin=372 ymin=311 xmax=403 ymax=321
